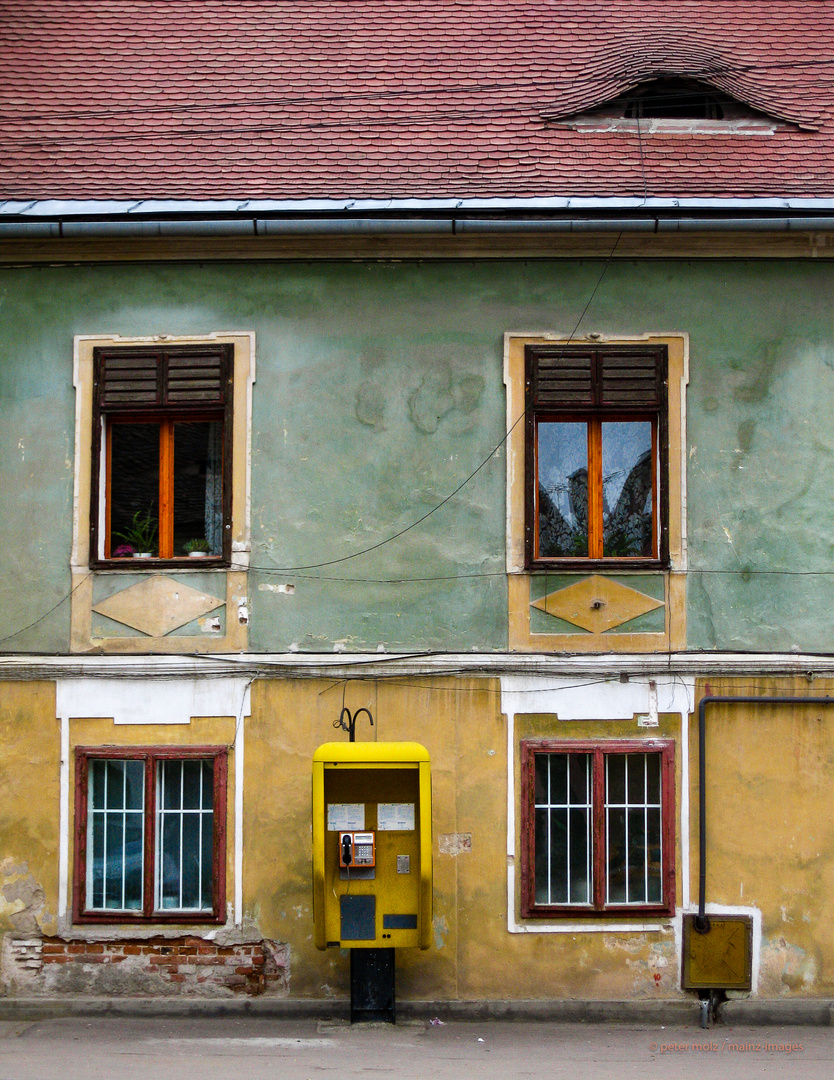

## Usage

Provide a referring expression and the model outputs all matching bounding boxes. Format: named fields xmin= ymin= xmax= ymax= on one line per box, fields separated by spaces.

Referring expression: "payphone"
xmin=312 ymin=741 xmax=431 ymax=950
xmin=312 ymin=741 xmax=432 ymax=1021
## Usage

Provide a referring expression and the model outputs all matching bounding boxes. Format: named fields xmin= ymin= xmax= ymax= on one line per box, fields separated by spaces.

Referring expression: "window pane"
xmin=201 ymin=814 xmax=214 ymax=908
xmin=159 ymin=813 xmax=181 ymax=909
xmin=90 ymin=813 xmax=105 ymax=909
xmin=627 ymin=754 xmax=645 ymax=804
xmin=607 ymin=755 xmax=625 ymax=805
xmin=607 ymin=807 xmax=627 ymax=903
xmin=568 ymin=807 xmax=590 ymax=904
xmin=549 ymin=753 xmax=567 ymax=803
xmin=534 ymin=756 xmax=548 ymax=803
xmin=104 ymin=814 xmax=125 ymax=908
xmin=534 ymin=808 xmax=549 ymax=904
xmin=91 ymin=760 xmax=106 ymax=809
xmin=646 ymin=753 xmax=661 ymax=805
xmin=181 ymin=759 xmax=202 ymax=810
xmin=180 ymin=814 xmax=201 ymax=909
xmin=161 ymin=760 xmax=182 ymax=810
xmin=109 ymin=423 xmax=160 ymax=556
xmin=627 ymin=807 xmax=647 ymax=903
xmin=105 ymin=760 xmax=127 ymax=809
xmin=173 ymin=421 xmax=223 ymax=557
xmin=647 ymin=808 xmax=662 ymax=903
xmin=548 ymin=808 xmax=568 ymax=904
xmin=124 ymin=761 xmax=144 ymax=810
xmin=537 ymin=422 xmax=588 ymax=557
xmin=123 ymin=813 xmax=144 ymax=909
xmin=202 ymin=761 xmax=214 ymax=810
xmin=602 ymin=421 xmax=654 ymax=557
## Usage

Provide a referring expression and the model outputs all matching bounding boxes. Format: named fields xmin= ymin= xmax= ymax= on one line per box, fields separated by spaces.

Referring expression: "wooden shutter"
xmin=526 ymin=344 xmax=665 ymax=410
xmin=95 ymin=345 xmax=229 ymax=411
xmin=526 ymin=346 xmax=594 ymax=408
xmin=599 ymin=348 xmax=664 ymax=408
xmin=97 ymin=349 xmax=162 ymax=407
xmin=165 ymin=348 xmax=227 ymax=406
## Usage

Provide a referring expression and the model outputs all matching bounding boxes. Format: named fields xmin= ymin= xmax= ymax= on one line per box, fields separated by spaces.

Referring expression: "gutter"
xmin=2 ymin=196 xmax=834 ymax=239
xmin=2 ymin=216 xmax=834 ymax=240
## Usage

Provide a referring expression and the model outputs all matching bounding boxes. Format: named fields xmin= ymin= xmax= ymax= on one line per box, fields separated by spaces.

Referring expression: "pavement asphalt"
xmin=0 ymin=1015 xmax=830 ymax=1080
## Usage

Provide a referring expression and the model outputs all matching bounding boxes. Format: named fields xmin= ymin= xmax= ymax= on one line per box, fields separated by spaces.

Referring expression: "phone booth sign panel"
xmin=312 ymin=742 xmax=432 ymax=950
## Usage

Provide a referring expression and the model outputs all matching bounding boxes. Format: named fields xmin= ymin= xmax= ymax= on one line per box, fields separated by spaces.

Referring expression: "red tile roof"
xmin=1 ymin=1 xmax=834 ymax=202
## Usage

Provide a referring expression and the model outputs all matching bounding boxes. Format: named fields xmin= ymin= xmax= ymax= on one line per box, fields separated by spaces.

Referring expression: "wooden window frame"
xmin=525 ymin=344 xmax=669 ymax=571
xmin=73 ymin=746 xmax=227 ymax=925
xmin=519 ymin=739 xmax=675 ymax=919
xmin=90 ymin=344 xmax=234 ymax=568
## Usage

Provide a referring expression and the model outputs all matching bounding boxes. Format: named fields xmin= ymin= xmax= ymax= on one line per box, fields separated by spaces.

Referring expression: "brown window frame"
xmin=73 ymin=746 xmax=227 ymax=925
xmin=90 ymin=344 xmax=234 ymax=569
xmin=519 ymin=739 xmax=676 ymax=919
xmin=525 ymin=344 xmax=669 ymax=570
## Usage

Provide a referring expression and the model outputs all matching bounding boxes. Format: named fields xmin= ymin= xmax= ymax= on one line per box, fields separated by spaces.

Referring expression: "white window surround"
xmin=56 ymin=676 xmax=251 ymax=932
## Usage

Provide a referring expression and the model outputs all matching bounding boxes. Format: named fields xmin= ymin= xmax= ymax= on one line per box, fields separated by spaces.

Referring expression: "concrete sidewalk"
xmin=0 ymin=1014 xmax=830 ymax=1080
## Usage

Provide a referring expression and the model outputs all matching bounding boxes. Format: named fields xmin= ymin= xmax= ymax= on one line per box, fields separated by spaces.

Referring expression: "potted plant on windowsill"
xmin=183 ymin=537 xmax=211 ymax=558
xmin=114 ymin=509 xmax=158 ymax=559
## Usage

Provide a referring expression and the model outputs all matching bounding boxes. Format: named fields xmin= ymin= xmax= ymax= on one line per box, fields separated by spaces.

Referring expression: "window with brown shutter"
xmin=91 ymin=344 xmax=233 ymax=566
xmin=525 ymin=344 xmax=668 ymax=568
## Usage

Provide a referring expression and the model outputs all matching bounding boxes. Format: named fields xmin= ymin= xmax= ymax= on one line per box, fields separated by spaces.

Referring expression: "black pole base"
xmin=350 ymin=947 xmax=395 ymax=1024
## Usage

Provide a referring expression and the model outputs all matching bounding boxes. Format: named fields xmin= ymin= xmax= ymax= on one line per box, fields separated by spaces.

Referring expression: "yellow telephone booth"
xmin=312 ymin=741 xmax=432 ymax=952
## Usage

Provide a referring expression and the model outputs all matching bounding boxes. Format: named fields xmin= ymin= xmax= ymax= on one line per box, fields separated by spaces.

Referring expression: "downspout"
xmin=696 ymin=692 xmax=834 ymax=929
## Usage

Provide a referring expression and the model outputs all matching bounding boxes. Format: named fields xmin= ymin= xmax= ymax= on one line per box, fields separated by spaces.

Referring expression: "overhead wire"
xmin=1 ymin=54 xmax=834 ymax=126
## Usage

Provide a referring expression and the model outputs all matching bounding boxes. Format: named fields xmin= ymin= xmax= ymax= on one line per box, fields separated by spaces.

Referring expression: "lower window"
xmin=74 ymin=747 xmax=227 ymax=923
xmin=520 ymin=740 xmax=675 ymax=917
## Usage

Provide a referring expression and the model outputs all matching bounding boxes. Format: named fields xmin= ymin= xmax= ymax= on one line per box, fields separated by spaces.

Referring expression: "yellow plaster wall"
xmin=691 ymin=677 xmax=834 ymax=997
xmin=245 ymin=677 xmax=833 ymax=1001
xmin=244 ymin=679 xmax=688 ymax=1001
xmin=0 ymin=682 xmax=60 ymax=936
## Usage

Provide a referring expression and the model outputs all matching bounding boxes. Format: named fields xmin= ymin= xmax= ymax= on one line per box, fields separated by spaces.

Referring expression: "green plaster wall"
xmin=1 ymin=257 xmax=833 ymax=653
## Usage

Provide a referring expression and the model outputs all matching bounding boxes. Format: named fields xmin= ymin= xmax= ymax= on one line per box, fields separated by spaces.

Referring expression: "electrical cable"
xmin=223 ymin=232 xmax=621 ymax=574
xmin=0 ymin=572 xmax=91 ymax=647
xmin=1 ymin=55 xmax=834 ymax=127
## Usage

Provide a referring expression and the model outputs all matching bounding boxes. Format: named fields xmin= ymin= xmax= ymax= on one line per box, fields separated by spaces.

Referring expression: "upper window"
xmin=622 ymin=78 xmax=731 ymax=120
xmin=91 ymin=344 xmax=233 ymax=566
xmin=525 ymin=344 xmax=668 ymax=569
xmin=520 ymin=740 xmax=675 ymax=918
xmin=73 ymin=747 xmax=227 ymax=923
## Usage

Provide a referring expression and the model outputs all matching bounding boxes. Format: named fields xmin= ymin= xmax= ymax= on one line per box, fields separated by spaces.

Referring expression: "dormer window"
xmin=544 ymin=74 xmax=790 ymax=134
xmin=622 ymin=78 xmax=728 ymax=121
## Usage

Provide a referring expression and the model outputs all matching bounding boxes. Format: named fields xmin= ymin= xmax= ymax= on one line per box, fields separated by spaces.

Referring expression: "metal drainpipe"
xmin=697 ymin=693 xmax=834 ymax=929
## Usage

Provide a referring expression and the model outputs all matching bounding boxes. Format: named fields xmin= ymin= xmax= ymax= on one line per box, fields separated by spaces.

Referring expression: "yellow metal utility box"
xmin=312 ymin=742 xmax=432 ymax=950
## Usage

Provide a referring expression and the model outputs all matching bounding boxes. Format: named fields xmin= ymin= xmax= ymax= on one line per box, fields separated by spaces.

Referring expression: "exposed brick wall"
xmin=32 ymin=936 xmax=288 ymax=996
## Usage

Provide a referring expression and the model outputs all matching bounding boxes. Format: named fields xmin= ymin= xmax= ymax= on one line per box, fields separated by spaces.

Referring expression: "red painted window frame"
xmin=73 ymin=746 xmax=227 ymax=925
xmin=520 ymin=739 xmax=675 ymax=919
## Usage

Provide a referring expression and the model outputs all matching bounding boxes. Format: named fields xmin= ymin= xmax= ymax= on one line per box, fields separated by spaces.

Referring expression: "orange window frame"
xmin=533 ymin=414 xmax=659 ymax=562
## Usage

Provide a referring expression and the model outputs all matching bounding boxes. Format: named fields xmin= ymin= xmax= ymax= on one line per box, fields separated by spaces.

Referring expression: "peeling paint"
xmin=438 ymin=833 xmax=472 ymax=856
xmin=759 ymin=936 xmax=818 ymax=995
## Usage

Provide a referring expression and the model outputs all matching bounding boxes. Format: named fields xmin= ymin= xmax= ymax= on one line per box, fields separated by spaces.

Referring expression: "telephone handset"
xmin=339 ymin=831 xmax=375 ymax=868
